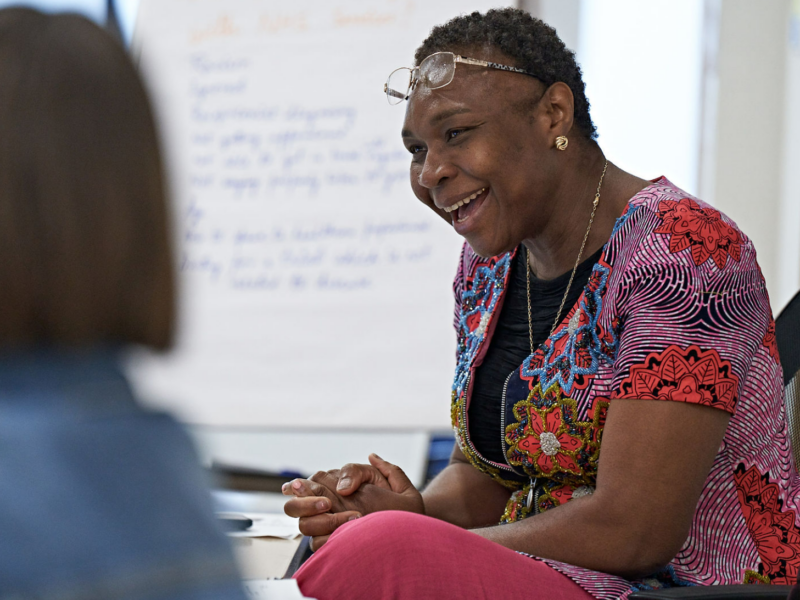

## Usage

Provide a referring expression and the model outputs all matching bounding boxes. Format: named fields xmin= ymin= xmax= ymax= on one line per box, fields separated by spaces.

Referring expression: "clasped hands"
xmin=282 ymin=454 xmax=425 ymax=551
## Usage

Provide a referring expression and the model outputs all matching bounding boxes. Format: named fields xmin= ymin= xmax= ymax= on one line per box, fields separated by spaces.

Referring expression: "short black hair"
xmin=414 ymin=8 xmax=598 ymax=141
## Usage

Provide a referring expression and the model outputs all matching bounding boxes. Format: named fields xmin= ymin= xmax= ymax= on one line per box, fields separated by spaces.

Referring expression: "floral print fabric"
xmin=450 ymin=178 xmax=799 ymax=598
xmin=654 ymin=197 xmax=743 ymax=269
xmin=616 ymin=344 xmax=739 ymax=413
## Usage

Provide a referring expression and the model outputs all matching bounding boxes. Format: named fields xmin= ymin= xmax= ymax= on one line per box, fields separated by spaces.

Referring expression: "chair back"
xmin=776 ymin=291 xmax=800 ymax=473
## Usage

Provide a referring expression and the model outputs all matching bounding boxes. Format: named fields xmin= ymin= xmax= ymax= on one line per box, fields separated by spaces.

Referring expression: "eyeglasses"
xmin=383 ymin=51 xmax=540 ymax=105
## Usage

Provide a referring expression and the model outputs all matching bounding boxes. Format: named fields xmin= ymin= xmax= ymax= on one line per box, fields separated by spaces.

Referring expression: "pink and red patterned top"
xmin=450 ymin=178 xmax=800 ymax=598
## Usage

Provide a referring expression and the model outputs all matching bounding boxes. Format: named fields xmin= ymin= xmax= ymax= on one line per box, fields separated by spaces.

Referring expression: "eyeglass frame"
xmin=383 ymin=51 xmax=542 ymax=104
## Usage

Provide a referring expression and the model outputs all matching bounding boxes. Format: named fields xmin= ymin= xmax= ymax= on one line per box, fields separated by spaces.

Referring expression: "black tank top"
xmin=467 ymin=245 xmax=603 ymax=481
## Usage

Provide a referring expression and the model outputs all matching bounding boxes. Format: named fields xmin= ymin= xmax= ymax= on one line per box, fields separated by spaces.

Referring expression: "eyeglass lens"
xmin=419 ymin=52 xmax=455 ymax=90
xmin=385 ymin=67 xmax=414 ymax=105
xmin=384 ymin=52 xmax=459 ymax=104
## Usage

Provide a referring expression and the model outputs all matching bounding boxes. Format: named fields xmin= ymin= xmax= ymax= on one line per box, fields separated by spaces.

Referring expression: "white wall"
xmin=778 ymin=0 xmax=800 ymax=310
xmin=521 ymin=0 xmax=580 ymax=53
xmin=576 ymin=0 xmax=705 ymax=194
xmin=706 ymin=0 xmax=791 ymax=312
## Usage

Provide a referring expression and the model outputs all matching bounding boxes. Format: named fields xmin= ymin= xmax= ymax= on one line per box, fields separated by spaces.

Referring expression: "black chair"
xmin=631 ymin=588 xmax=797 ymax=599
xmin=630 ymin=291 xmax=800 ymax=599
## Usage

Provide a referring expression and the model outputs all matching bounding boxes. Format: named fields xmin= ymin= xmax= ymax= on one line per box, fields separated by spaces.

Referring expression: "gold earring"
xmin=555 ymin=136 xmax=568 ymax=151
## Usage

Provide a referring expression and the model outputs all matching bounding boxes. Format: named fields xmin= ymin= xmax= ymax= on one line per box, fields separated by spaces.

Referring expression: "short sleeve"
xmin=610 ymin=261 xmax=772 ymax=414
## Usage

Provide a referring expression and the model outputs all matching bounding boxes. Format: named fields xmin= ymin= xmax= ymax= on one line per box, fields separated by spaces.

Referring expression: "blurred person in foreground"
xmin=0 ymin=8 xmax=246 ymax=599
xmin=284 ymin=8 xmax=799 ymax=599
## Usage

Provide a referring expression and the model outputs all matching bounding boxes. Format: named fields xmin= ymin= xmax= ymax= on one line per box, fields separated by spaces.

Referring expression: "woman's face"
xmin=402 ymin=48 xmax=562 ymax=258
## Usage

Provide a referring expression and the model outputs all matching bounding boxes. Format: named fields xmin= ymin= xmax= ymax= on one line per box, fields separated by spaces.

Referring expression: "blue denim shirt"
xmin=0 ymin=349 xmax=247 ymax=600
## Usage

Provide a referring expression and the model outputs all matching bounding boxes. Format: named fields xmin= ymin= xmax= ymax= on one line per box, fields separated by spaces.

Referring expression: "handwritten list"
xmin=182 ymin=34 xmax=429 ymax=293
xmin=130 ymin=0 xmax=499 ymax=429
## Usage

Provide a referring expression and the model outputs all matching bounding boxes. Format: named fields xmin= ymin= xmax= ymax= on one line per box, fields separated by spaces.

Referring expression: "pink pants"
xmin=295 ymin=511 xmax=593 ymax=600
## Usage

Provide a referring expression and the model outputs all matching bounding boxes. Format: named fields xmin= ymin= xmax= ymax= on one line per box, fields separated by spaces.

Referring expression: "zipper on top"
xmin=460 ymin=370 xmax=522 ymax=474
xmin=500 ymin=367 xmax=527 ymax=478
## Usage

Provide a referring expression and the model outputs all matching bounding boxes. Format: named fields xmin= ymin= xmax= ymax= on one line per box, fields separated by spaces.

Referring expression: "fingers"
xmin=310 ymin=535 xmax=330 ymax=552
xmin=368 ymin=453 xmax=415 ymax=494
xmin=280 ymin=464 xmax=392 ymax=498
xmin=308 ymin=470 xmax=342 ymax=495
xmin=308 ymin=511 xmax=364 ymax=552
xmin=281 ymin=475 xmax=336 ymax=498
xmin=282 ymin=478 xmax=318 ymax=497
xmin=298 ymin=510 xmax=361 ymax=538
xmin=282 ymin=469 xmax=342 ymax=497
xmin=336 ymin=463 xmax=391 ymax=496
xmin=284 ymin=495 xmax=332 ymax=519
xmin=284 ymin=477 xmax=353 ymax=516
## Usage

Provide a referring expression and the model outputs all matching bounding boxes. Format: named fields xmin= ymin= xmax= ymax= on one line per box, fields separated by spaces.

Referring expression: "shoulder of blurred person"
xmin=0 ymin=348 xmax=245 ymax=599
xmin=0 ymin=8 xmax=245 ymax=599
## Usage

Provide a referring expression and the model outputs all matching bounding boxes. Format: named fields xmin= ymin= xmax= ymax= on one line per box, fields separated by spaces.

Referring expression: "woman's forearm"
xmin=472 ymin=491 xmax=681 ymax=580
xmin=470 ymin=401 xmax=730 ymax=580
xmin=422 ymin=461 xmax=512 ymax=528
xmin=422 ymin=462 xmax=669 ymax=577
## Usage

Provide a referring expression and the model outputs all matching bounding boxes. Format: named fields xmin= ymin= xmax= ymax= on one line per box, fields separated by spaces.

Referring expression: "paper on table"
xmin=242 ymin=579 xmax=315 ymax=600
xmin=231 ymin=536 xmax=302 ymax=580
xmin=220 ymin=512 xmax=300 ymax=539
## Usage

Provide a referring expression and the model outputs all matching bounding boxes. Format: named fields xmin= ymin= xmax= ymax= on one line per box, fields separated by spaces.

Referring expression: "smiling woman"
xmin=283 ymin=8 xmax=798 ymax=600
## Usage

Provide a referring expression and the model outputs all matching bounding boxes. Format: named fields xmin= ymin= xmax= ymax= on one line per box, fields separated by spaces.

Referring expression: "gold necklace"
xmin=524 ymin=159 xmax=608 ymax=510
xmin=526 ymin=159 xmax=608 ymax=354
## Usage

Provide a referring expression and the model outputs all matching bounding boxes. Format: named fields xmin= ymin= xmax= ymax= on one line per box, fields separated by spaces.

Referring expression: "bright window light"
xmin=0 ymin=0 xmax=105 ymax=22
xmin=114 ymin=0 xmax=139 ymax=43
xmin=0 ymin=0 xmax=141 ymax=43
xmin=577 ymin=0 xmax=705 ymax=195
